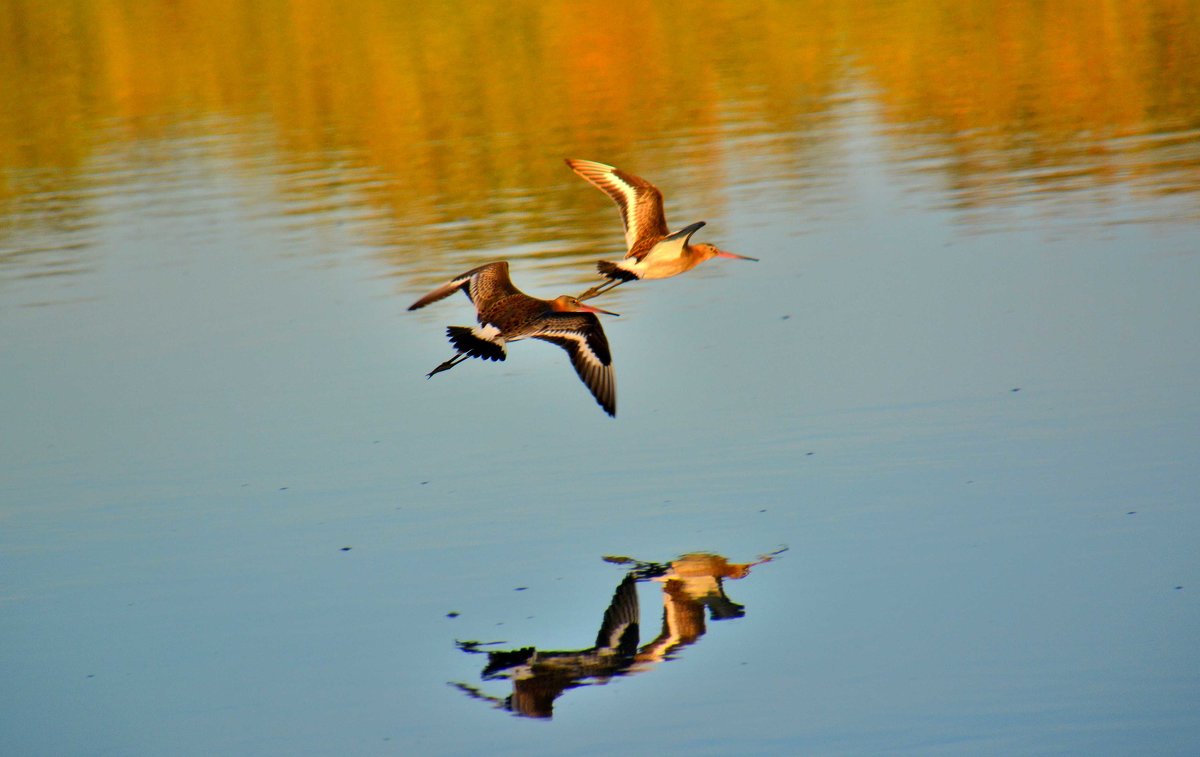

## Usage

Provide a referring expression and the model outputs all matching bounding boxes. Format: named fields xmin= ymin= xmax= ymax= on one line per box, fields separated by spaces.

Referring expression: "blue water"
xmin=2 ymin=94 xmax=1199 ymax=755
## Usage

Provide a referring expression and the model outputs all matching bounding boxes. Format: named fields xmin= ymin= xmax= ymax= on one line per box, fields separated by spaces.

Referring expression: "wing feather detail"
xmin=408 ymin=274 xmax=472 ymax=311
xmin=533 ymin=312 xmax=616 ymax=417
xmin=566 ymin=159 xmax=669 ymax=258
xmin=408 ymin=261 xmax=520 ymax=311
xmin=595 ymin=574 xmax=640 ymax=652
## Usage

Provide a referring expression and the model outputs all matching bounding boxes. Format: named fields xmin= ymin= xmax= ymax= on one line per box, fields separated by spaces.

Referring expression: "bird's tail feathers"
xmin=447 ymin=326 xmax=506 ymax=361
xmin=596 ymin=260 xmax=639 ymax=282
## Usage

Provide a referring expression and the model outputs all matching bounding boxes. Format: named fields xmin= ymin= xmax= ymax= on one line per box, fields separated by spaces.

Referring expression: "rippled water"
xmin=2 ymin=2 xmax=1199 ymax=755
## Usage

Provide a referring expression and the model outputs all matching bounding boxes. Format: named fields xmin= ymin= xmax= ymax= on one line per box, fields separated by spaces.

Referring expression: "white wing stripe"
xmin=570 ymin=160 xmax=646 ymax=252
xmin=537 ymin=328 xmax=609 ymax=367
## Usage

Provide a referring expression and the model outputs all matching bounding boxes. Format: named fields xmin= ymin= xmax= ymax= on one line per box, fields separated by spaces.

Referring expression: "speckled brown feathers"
xmin=409 ymin=261 xmax=617 ymax=416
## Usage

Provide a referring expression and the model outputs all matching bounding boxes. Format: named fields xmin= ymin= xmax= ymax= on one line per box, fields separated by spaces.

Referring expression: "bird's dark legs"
xmin=577 ymin=278 xmax=625 ymax=301
xmin=426 ymin=352 xmax=469 ymax=378
xmin=448 ymin=681 xmax=507 ymax=710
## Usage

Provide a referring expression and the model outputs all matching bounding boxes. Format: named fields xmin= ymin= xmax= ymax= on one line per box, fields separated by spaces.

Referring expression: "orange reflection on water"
xmin=850 ymin=0 xmax=1200 ymax=207
xmin=1 ymin=0 xmax=1197 ymax=281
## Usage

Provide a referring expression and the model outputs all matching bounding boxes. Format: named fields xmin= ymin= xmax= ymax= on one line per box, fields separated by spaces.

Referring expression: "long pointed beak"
xmin=716 ymin=250 xmax=759 ymax=262
xmin=579 ymin=303 xmax=620 ymax=316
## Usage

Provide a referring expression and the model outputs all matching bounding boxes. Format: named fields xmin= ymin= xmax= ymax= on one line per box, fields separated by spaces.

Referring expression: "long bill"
xmin=576 ymin=302 xmax=620 ymax=316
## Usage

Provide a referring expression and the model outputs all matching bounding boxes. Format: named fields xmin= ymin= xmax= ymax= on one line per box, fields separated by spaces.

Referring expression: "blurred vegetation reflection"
xmin=2 ymin=0 xmax=1198 ymax=284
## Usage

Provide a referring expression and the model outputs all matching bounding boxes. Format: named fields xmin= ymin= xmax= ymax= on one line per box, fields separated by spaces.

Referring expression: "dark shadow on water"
xmin=449 ymin=548 xmax=786 ymax=720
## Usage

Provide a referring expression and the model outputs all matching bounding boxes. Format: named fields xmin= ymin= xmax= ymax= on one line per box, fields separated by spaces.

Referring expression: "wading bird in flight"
xmin=409 ymin=261 xmax=618 ymax=416
xmin=565 ymin=158 xmax=757 ymax=299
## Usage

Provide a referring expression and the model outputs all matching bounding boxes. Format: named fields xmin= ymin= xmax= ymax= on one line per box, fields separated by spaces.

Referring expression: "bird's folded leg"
xmin=426 ymin=352 xmax=468 ymax=379
xmin=577 ymin=279 xmax=623 ymax=301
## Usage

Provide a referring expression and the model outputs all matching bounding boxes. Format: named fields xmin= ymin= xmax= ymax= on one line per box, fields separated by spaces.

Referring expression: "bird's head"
xmin=692 ymin=243 xmax=759 ymax=263
xmin=550 ymin=295 xmax=619 ymax=316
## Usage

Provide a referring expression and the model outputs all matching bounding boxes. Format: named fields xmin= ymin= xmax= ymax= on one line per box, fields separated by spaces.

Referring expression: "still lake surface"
xmin=2 ymin=2 xmax=1198 ymax=754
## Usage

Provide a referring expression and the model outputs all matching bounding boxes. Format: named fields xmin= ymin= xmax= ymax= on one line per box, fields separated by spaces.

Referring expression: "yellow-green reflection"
xmin=2 ymin=0 xmax=1198 ymax=282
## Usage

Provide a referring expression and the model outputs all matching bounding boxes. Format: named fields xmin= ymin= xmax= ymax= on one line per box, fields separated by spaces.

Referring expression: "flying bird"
xmin=408 ymin=261 xmax=618 ymax=416
xmin=565 ymin=158 xmax=757 ymax=299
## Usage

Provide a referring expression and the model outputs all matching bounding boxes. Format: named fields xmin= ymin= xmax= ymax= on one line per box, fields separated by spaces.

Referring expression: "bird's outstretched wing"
xmin=533 ymin=312 xmax=616 ymax=417
xmin=595 ymin=574 xmax=639 ymax=653
xmin=566 ymin=159 xmax=670 ymax=258
xmin=408 ymin=261 xmax=521 ymax=311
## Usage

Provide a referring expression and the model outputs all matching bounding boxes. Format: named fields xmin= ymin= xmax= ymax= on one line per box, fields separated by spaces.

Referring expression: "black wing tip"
xmin=596 ymin=393 xmax=616 ymax=417
xmin=596 ymin=374 xmax=617 ymax=417
xmin=595 ymin=574 xmax=639 ymax=649
xmin=665 ymin=220 xmax=707 ymax=241
xmin=555 ymin=340 xmax=617 ymax=416
xmin=581 ymin=367 xmax=616 ymax=417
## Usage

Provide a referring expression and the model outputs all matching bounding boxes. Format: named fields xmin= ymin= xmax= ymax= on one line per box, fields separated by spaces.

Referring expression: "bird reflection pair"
xmin=408 ymin=159 xmax=758 ymax=416
xmin=450 ymin=550 xmax=783 ymax=720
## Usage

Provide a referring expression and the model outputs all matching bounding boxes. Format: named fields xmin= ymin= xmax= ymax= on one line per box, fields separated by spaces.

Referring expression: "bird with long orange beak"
xmin=408 ymin=261 xmax=619 ymax=416
xmin=565 ymin=159 xmax=758 ymax=299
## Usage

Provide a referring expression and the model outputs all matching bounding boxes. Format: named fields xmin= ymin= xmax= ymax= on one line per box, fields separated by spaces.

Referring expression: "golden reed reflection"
xmin=2 ymin=1 xmax=1197 ymax=281
xmin=450 ymin=549 xmax=784 ymax=719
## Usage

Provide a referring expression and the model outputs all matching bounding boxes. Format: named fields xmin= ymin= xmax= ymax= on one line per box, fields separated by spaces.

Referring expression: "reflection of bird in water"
xmin=451 ymin=573 xmax=640 ymax=719
xmin=408 ymin=261 xmax=619 ymax=416
xmin=604 ymin=550 xmax=782 ymax=665
xmin=565 ymin=159 xmax=758 ymax=299
xmin=451 ymin=549 xmax=783 ymax=719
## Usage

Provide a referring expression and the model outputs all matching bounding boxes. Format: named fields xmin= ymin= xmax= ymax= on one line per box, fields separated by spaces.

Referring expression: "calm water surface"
xmin=2 ymin=2 xmax=1199 ymax=755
